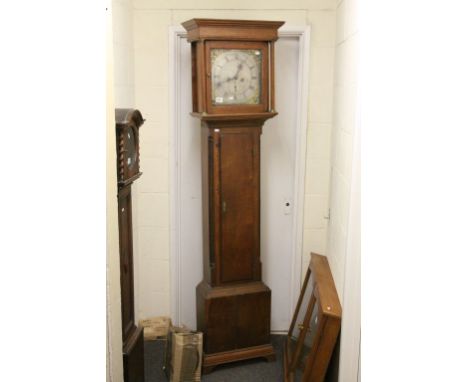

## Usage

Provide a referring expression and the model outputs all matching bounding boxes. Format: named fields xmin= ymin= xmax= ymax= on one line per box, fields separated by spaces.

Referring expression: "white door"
xmin=177 ymin=35 xmax=299 ymax=332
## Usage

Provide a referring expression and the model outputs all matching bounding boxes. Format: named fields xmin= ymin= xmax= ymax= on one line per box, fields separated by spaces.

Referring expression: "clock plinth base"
xmin=202 ymin=343 xmax=276 ymax=374
xmin=196 ymin=280 xmax=274 ymax=371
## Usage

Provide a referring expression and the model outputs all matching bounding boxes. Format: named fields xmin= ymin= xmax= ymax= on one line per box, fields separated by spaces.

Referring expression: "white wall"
xmin=327 ymin=0 xmax=358 ymax=301
xmin=107 ymin=3 xmax=124 ymax=382
xmin=113 ymin=0 xmax=135 ymax=109
xmin=327 ymin=0 xmax=360 ymax=380
xmin=132 ymin=0 xmax=337 ymax=320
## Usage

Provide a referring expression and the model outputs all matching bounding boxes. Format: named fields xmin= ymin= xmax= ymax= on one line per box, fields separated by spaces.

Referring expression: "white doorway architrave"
xmin=169 ymin=25 xmax=310 ymax=330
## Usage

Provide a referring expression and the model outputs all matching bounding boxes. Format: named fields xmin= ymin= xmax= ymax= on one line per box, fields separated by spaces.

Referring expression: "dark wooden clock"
xmin=182 ymin=18 xmax=284 ymax=373
xmin=116 ymin=108 xmax=143 ymax=187
xmin=115 ymin=108 xmax=145 ymax=382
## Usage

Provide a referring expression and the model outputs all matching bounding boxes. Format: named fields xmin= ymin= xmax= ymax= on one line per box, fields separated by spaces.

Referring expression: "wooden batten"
xmin=310 ymin=253 xmax=342 ymax=319
xmin=283 ymin=253 xmax=342 ymax=382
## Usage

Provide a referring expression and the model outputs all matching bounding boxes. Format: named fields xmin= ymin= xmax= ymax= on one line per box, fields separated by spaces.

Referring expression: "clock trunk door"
xmin=219 ymin=127 xmax=261 ymax=283
xmin=118 ymin=187 xmax=136 ymax=341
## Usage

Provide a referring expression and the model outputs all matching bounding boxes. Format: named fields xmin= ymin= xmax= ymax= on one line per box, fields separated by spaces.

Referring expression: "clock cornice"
xmin=182 ymin=18 xmax=285 ymax=42
xmin=190 ymin=111 xmax=277 ymax=124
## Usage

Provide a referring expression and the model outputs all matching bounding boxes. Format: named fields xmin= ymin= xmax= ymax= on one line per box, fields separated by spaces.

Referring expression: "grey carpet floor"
xmin=144 ymin=335 xmax=286 ymax=382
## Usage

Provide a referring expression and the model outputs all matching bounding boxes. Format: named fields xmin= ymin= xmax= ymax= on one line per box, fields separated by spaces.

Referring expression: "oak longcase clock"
xmin=182 ymin=18 xmax=284 ymax=373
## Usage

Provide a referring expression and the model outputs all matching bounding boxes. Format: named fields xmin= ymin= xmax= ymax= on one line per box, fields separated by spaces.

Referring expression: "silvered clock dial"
xmin=211 ymin=49 xmax=262 ymax=105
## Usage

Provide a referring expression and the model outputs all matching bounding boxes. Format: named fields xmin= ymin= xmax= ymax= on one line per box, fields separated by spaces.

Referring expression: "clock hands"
xmin=234 ymin=64 xmax=243 ymax=94
xmin=219 ymin=63 xmax=244 ymax=85
xmin=233 ymin=63 xmax=243 ymax=81
xmin=215 ymin=63 xmax=249 ymax=100
xmin=213 ymin=54 xmax=256 ymax=101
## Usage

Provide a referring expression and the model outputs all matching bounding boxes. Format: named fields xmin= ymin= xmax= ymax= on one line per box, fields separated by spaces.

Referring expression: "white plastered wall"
xmin=327 ymin=0 xmax=358 ymax=301
xmin=326 ymin=0 xmax=360 ymax=380
xmin=107 ymin=2 xmax=124 ymax=381
xmin=113 ymin=0 xmax=136 ymax=109
xmin=132 ymin=0 xmax=337 ymax=320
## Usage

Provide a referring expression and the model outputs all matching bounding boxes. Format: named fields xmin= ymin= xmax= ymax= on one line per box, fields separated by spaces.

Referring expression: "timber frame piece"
xmin=283 ymin=253 xmax=342 ymax=382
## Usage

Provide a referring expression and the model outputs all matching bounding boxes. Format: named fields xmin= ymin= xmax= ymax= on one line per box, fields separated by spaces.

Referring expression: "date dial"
xmin=211 ymin=49 xmax=262 ymax=105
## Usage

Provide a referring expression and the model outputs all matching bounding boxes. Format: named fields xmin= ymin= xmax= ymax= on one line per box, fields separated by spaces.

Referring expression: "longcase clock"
xmin=115 ymin=108 xmax=145 ymax=382
xmin=181 ymin=18 xmax=284 ymax=373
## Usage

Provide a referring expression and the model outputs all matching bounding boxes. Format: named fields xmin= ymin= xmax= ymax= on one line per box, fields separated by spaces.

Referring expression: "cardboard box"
xmin=164 ymin=326 xmax=203 ymax=382
xmin=139 ymin=316 xmax=171 ymax=341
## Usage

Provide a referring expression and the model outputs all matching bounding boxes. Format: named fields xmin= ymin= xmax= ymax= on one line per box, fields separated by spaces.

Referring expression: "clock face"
xmin=211 ymin=49 xmax=262 ymax=105
xmin=124 ymin=128 xmax=137 ymax=170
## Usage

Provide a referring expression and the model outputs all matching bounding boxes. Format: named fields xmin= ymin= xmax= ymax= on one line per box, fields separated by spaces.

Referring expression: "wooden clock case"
xmin=115 ymin=108 xmax=145 ymax=382
xmin=116 ymin=108 xmax=143 ymax=187
xmin=182 ymin=19 xmax=284 ymax=373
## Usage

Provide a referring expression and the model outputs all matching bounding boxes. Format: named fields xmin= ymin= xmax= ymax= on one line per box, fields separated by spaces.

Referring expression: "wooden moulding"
xmin=203 ymin=344 xmax=275 ymax=374
xmin=197 ymin=280 xmax=269 ymax=299
xmin=118 ymin=172 xmax=142 ymax=188
xmin=182 ymin=18 xmax=285 ymax=42
xmin=191 ymin=111 xmax=277 ymax=123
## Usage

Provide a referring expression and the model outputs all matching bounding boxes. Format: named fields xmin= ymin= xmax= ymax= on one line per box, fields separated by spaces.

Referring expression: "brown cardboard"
xmin=164 ymin=326 xmax=203 ymax=382
xmin=139 ymin=316 xmax=172 ymax=340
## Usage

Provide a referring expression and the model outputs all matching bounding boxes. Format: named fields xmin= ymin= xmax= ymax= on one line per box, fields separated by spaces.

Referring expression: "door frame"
xmin=169 ymin=25 xmax=310 ymax=327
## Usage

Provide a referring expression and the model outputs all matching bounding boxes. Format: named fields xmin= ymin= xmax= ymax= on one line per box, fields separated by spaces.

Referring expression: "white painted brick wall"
xmin=326 ymin=0 xmax=358 ymax=302
xmin=112 ymin=0 xmax=135 ymax=108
